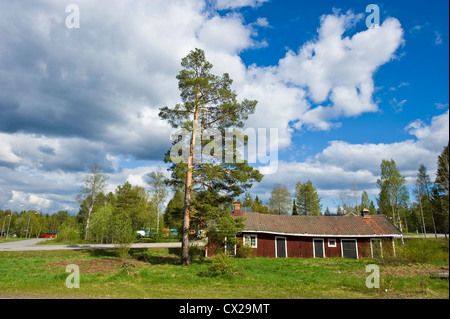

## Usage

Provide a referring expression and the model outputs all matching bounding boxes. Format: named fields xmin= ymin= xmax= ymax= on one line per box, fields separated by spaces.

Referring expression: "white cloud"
xmin=405 ymin=109 xmax=449 ymax=153
xmin=197 ymin=14 xmax=254 ymax=54
xmin=390 ymin=97 xmax=408 ymax=113
xmin=215 ymin=0 xmax=269 ymax=10
xmin=434 ymin=30 xmax=443 ymax=45
xmin=277 ymin=14 xmax=404 ymax=130
xmin=9 ymin=190 xmax=52 ymax=212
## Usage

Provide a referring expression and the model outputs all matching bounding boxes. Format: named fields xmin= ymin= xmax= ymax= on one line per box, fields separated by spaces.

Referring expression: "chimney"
xmin=233 ymin=201 xmax=241 ymax=215
xmin=361 ymin=208 xmax=370 ymax=218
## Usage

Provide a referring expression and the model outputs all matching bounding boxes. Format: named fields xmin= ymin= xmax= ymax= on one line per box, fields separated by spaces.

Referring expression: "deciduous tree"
xmin=376 ymin=159 xmax=409 ymax=238
xmin=77 ymin=165 xmax=109 ymax=241
xmin=268 ymin=184 xmax=291 ymax=215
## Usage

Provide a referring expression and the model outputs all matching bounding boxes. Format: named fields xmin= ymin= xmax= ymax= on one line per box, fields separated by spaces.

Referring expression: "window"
xmin=328 ymin=239 xmax=336 ymax=247
xmin=243 ymin=234 xmax=257 ymax=248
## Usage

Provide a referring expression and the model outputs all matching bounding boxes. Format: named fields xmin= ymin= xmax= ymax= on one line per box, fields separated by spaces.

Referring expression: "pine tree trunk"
xmin=181 ymin=91 xmax=200 ymax=266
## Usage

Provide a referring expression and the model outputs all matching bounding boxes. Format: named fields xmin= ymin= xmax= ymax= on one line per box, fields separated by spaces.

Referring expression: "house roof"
xmin=235 ymin=212 xmax=402 ymax=237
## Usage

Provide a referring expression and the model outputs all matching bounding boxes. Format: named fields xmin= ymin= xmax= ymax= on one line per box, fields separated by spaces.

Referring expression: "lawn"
xmin=0 ymin=245 xmax=448 ymax=299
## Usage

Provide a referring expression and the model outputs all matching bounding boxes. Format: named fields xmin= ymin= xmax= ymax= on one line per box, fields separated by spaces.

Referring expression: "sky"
xmin=0 ymin=0 xmax=448 ymax=214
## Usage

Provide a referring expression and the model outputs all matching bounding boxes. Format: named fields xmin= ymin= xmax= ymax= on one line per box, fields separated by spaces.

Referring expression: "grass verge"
xmin=0 ymin=245 xmax=448 ymax=299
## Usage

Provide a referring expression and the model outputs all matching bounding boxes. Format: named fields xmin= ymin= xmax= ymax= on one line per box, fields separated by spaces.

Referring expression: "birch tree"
xmin=77 ymin=166 xmax=109 ymax=241
xmin=376 ymin=159 xmax=409 ymax=239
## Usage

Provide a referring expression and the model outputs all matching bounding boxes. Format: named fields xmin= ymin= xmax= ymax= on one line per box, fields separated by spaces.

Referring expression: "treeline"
xmin=2 ymin=144 xmax=448 ymax=240
xmin=0 ymin=169 xmax=171 ymax=243
xmin=0 ymin=209 xmax=71 ymax=238
xmin=376 ymin=143 xmax=449 ymax=235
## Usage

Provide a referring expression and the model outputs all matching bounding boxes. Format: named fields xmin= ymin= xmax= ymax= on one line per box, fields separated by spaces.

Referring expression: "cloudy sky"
xmin=0 ymin=0 xmax=448 ymax=214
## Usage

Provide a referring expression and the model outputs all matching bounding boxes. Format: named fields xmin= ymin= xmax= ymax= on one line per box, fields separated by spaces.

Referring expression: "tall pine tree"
xmin=159 ymin=48 xmax=262 ymax=265
xmin=295 ymin=180 xmax=322 ymax=215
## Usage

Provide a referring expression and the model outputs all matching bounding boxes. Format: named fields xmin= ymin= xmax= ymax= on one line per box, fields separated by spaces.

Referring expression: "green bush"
xmin=207 ymin=252 xmax=236 ymax=276
xmin=55 ymin=223 xmax=80 ymax=244
xmin=236 ymin=243 xmax=253 ymax=258
xmin=189 ymin=243 xmax=205 ymax=263
xmin=394 ymin=238 xmax=449 ymax=263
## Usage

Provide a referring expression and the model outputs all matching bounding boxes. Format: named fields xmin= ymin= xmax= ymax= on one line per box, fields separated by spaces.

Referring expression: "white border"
xmin=242 ymin=230 xmax=402 ymax=238
xmin=328 ymin=238 xmax=337 ymax=247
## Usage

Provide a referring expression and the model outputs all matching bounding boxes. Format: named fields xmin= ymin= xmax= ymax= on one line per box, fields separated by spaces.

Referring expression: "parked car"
xmin=136 ymin=230 xmax=146 ymax=238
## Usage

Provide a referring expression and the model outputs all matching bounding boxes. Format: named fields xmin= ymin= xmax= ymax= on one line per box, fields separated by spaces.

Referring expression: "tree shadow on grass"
xmin=84 ymin=248 xmax=118 ymax=258
xmin=81 ymin=247 xmax=205 ymax=266
xmin=130 ymin=248 xmax=182 ymax=265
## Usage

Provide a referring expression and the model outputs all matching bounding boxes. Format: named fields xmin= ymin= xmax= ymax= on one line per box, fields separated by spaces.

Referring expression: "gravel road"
xmin=0 ymin=238 xmax=199 ymax=251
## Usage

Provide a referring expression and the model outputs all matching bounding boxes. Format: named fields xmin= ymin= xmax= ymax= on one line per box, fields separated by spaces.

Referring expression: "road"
xmin=0 ymin=238 xmax=202 ymax=252
xmin=402 ymin=234 xmax=448 ymax=239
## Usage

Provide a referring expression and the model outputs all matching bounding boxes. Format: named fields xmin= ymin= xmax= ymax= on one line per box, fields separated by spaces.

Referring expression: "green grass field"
xmin=0 ymin=244 xmax=448 ymax=299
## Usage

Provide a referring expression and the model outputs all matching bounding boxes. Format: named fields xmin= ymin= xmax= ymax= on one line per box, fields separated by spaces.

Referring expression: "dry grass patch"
xmin=348 ymin=263 xmax=448 ymax=278
xmin=47 ymin=258 xmax=147 ymax=274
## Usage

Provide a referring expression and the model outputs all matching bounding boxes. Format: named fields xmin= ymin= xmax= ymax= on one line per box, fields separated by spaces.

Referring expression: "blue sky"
xmin=0 ymin=0 xmax=448 ymax=214
xmin=236 ymin=0 xmax=449 ymax=160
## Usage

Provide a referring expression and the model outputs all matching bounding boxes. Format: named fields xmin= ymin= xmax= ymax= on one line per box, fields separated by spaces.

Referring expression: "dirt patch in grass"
xmin=349 ymin=264 xmax=449 ymax=278
xmin=47 ymin=258 xmax=148 ymax=274
xmin=381 ymin=264 xmax=449 ymax=277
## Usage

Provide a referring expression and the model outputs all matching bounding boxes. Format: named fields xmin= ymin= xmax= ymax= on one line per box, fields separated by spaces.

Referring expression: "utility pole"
xmin=5 ymin=213 xmax=12 ymax=240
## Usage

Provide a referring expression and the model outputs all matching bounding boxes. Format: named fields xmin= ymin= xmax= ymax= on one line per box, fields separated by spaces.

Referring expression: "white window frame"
xmin=313 ymin=238 xmax=325 ymax=258
xmin=243 ymin=234 xmax=257 ymax=248
xmin=370 ymin=238 xmax=383 ymax=258
xmin=327 ymin=239 xmax=337 ymax=247
xmin=275 ymin=236 xmax=287 ymax=258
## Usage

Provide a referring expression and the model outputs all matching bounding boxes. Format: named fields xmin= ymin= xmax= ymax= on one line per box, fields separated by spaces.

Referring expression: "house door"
xmin=313 ymin=239 xmax=324 ymax=258
xmin=275 ymin=237 xmax=286 ymax=258
xmin=341 ymin=239 xmax=358 ymax=259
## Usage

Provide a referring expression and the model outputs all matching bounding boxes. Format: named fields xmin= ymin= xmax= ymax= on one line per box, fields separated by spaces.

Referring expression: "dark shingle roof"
xmin=236 ymin=212 xmax=402 ymax=237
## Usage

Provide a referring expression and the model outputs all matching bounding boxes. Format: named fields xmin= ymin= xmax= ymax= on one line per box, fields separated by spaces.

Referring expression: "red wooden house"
xmin=39 ymin=231 xmax=57 ymax=239
xmin=206 ymin=202 xmax=402 ymax=259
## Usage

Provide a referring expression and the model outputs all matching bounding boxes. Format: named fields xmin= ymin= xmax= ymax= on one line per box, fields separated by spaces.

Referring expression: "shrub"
xmin=55 ymin=223 xmax=80 ymax=244
xmin=381 ymin=238 xmax=449 ymax=264
xmin=189 ymin=242 xmax=205 ymax=263
xmin=236 ymin=243 xmax=253 ymax=258
xmin=399 ymin=238 xmax=448 ymax=263
xmin=110 ymin=212 xmax=135 ymax=263
xmin=207 ymin=252 xmax=235 ymax=276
